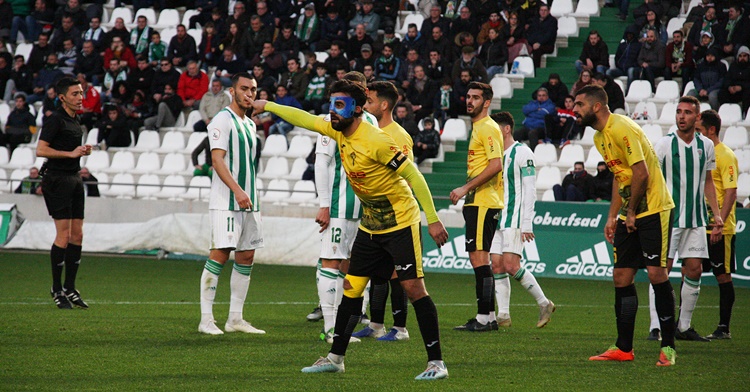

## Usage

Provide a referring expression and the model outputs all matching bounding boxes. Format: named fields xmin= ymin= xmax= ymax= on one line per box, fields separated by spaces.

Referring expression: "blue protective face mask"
xmin=329 ymin=96 xmax=356 ymax=118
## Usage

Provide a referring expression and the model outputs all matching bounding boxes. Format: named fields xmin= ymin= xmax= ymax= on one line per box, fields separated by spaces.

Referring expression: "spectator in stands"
xmin=450 ymin=69 xmax=473 ymax=117
xmin=102 ymin=58 xmax=126 ymax=102
xmin=478 ymin=11 xmax=504 ymax=45
xmin=177 ymin=60 xmax=209 ymax=110
xmin=144 ymin=83 xmax=182 ymax=130
xmin=198 ymin=22 xmax=221 ymax=70
xmin=96 ymin=104 xmax=131 ymax=149
xmin=379 ymin=25 xmax=405 ymax=56
xmin=168 ymin=24 xmax=198 ymax=67
xmin=128 ymin=56 xmax=153 ymax=97
xmin=28 ymin=31 xmax=53 ymax=75
xmin=375 ymin=42 xmax=401 ymax=82
xmin=503 ymin=11 xmax=527 ymax=68
xmin=301 ymin=50 xmax=318 ymax=76
xmin=435 ymin=82 xmax=452 ymax=124
xmin=413 ymin=117 xmax=441 ymax=164
xmin=634 ymin=28 xmax=665 ymax=92
xmin=526 ymin=4 xmax=557 ymax=68
xmin=540 ymin=73 xmax=569 ymax=108
xmin=453 ymin=31 xmax=478 ymax=60
xmin=220 ymin=23 xmax=243 ymax=55
xmin=295 ymin=3 xmax=320 ymax=50
xmin=719 ymin=46 xmax=750 ymax=113
xmin=423 ymin=26 xmax=452 ymax=64
xmin=324 ymin=40 xmax=350 ymax=76
xmin=690 ymin=47 xmax=725 ymax=110
xmin=252 ymin=63 xmax=277 ymax=92
xmin=121 ymin=91 xmax=152 ymax=135
xmin=420 ymin=5 xmax=450 ymax=41
xmin=515 ymin=87 xmax=556 ymax=150
xmin=688 ymin=6 xmax=719 ymax=47
xmin=81 ymin=17 xmax=105 ymax=53
xmin=363 ymin=64 xmax=376 ymax=83
xmin=603 ymin=0 xmax=629 ymax=21
xmin=632 ymin=0 xmax=662 ymax=27
xmin=576 ymin=30 xmax=609 ymax=75
xmin=346 ymin=23 xmax=374 ymax=61
xmin=6 ymin=55 xmax=31 ymax=100
xmin=103 ymin=36 xmax=136 ymax=72
xmin=151 ymin=59 xmax=180 ymax=104
xmin=249 ymin=41 xmax=284 ymax=78
xmin=545 ymin=95 xmax=581 ymax=146
xmin=77 ymin=73 xmax=101 ymax=131
xmin=226 ymin=1 xmax=249 ymax=32
xmin=274 ymin=24 xmax=300 ymax=62
xmin=58 ymin=38 xmax=77 ymax=75
xmin=352 ymin=43 xmax=376 ymax=74
xmin=479 ymin=28 xmax=508 ymax=79
xmin=450 ymin=6 xmax=479 ymax=41
xmin=638 ymin=10 xmax=667 ymax=45
xmin=54 ymin=0 xmax=86 ymax=31
xmin=592 ymin=161 xmax=613 ymax=201
xmin=148 ymin=31 xmax=167 ymax=68
xmin=194 ymin=79 xmax=230 ymax=133
xmin=571 ymin=70 xmax=594 ymax=97
xmin=470 ymin=0 xmax=501 ymax=24
xmin=349 ymin=0 xmax=380 ymax=40
xmin=553 ymin=162 xmax=595 ymax=202
xmin=278 ymin=57 xmax=308 ymax=102
xmin=40 ymin=86 xmax=55 ymax=122
xmin=398 ymin=48 xmax=424 ymax=88
xmin=405 ymin=65 xmax=438 ymax=121
xmin=13 ymin=166 xmax=42 ymax=195
xmin=214 ymin=47 xmax=245 ymax=87
xmin=451 ymin=46 xmax=488 ymax=83
xmin=693 ymin=30 xmax=716 ymax=65
xmin=400 ymin=24 xmax=425 ymax=59
xmin=591 ymin=72 xmax=625 ymax=113
xmin=130 ymin=15 xmax=152 ymax=58
xmin=685 ymin=0 xmax=712 ymax=24
xmin=75 ymin=40 xmax=103 ymax=86
xmin=3 ymin=94 xmax=36 ymax=152
xmin=27 ymin=53 xmax=64 ymax=104
xmin=719 ymin=5 xmax=750 ymax=59
xmin=192 ymin=136 xmax=213 ymax=177
xmin=394 ymin=103 xmax=419 ymax=140
xmin=110 ymin=81 xmax=133 ymax=108
xmin=607 ymin=24 xmax=641 ymax=86
xmin=189 ymin=0 xmax=218 ymax=29
xmin=0 ymin=56 xmax=9 ymax=100
xmin=424 ymin=49 xmax=450 ymax=85
xmin=665 ymin=30 xmax=694 ymax=83
xmin=268 ymin=84 xmax=301 ymax=137
xmin=102 ymin=17 xmax=129 ymax=53
xmin=79 ymin=167 xmax=100 ymax=197
xmin=51 ymin=16 xmax=82 ymax=54
xmin=302 ymin=63 xmax=331 ymax=114
xmin=318 ymin=6 xmax=346 ymax=52
xmin=11 ymin=0 xmax=52 ymax=44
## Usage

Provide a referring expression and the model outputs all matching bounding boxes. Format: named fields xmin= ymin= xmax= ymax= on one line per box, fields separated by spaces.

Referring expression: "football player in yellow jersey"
xmin=251 ymin=79 xmax=450 ymax=380
xmin=573 ymin=85 xmax=678 ymax=367
xmin=351 ymin=80 xmax=415 ymax=341
xmin=697 ymin=110 xmax=738 ymax=340
xmin=450 ymin=82 xmax=506 ymax=332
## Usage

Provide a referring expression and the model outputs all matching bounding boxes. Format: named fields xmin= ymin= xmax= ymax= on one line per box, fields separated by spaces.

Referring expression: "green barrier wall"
xmin=422 ymin=202 xmax=750 ymax=288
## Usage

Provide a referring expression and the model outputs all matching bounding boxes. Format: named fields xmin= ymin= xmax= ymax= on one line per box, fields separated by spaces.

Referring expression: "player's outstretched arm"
xmin=252 ymin=100 xmax=322 ymax=133
xmin=399 ymin=162 xmax=448 ymax=247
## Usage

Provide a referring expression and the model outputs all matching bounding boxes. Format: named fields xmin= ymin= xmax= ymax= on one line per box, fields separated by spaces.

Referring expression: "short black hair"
xmin=575 ymin=161 xmax=585 ymax=167
xmin=679 ymin=95 xmax=700 ymax=112
xmin=467 ymin=81 xmax=493 ymax=101
xmin=490 ymin=111 xmax=515 ymax=129
xmin=55 ymin=76 xmax=81 ymax=96
xmin=591 ymin=72 xmax=607 ymax=81
xmin=575 ymin=85 xmax=608 ymax=106
xmin=699 ymin=109 xmax=721 ymax=132
xmin=329 ymin=79 xmax=367 ymax=113
xmin=231 ymin=71 xmax=254 ymax=88
xmin=367 ymin=81 xmax=399 ymax=110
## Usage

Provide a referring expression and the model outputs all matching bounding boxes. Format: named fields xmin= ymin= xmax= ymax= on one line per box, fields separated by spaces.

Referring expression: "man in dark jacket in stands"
xmin=97 ymin=104 xmax=131 ymax=149
xmin=526 ymin=4 xmax=557 ymax=68
xmin=553 ymin=161 xmax=595 ymax=202
xmin=607 ymin=24 xmax=641 ymax=84
xmin=576 ymin=30 xmax=609 ymax=75
xmin=413 ymin=117 xmax=440 ymax=164
xmin=591 ymin=73 xmax=625 ymax=113
xmin=151 ymin=59 xmax=180 ymax=104
xmin=592 ymin=161 xmax=613 ymax=201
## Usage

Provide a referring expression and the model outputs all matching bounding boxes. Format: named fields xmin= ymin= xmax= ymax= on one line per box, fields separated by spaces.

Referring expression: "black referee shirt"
xmin=40 ymin=106 xmax=84 ymax=173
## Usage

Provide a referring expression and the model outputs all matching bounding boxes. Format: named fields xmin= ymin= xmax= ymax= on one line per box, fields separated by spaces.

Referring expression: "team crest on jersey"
xmin=332 ymin=245 xmax=338 ymax=253
xmin=350 ymin=152 xmax=356 ymax=166
xmin=697 ymin=148 xmax=703 ymax=158
xmin=211 ymin=129 xmax=221 ymax=140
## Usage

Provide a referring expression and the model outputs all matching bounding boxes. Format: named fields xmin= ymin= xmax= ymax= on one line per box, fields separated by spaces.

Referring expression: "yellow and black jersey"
xmin=465 ymin=116 xmax=504 ymax=208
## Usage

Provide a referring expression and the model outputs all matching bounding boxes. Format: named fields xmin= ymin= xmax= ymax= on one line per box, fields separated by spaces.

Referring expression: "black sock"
xmin=718 ymin=281 xmax=735 ymax=332
xmin=413 ymin=296 xmax=442 ymax=361
xmin=473 ymin=265 xmax=493 ymax=317
xmin=50 ymin=244 xmax=66 ymax=292
xmin=63 ymin=244 xmax=82 ymax=291
xmin=390 ymin=278 xmax=408 ymax=328
xmin=330 ymin=295 xmax=364 ymax=356
xmin=652 ymin=280 xmax=676 ymax=349
xmin=369 ymin=277 xmax=389 ymax=324
xmin=614 ymin=285 xmax=638 ymax=353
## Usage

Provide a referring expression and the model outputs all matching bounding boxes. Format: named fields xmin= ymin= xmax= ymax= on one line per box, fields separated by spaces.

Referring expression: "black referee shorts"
xmin=42 ymin=172 xmax=85 ymax=220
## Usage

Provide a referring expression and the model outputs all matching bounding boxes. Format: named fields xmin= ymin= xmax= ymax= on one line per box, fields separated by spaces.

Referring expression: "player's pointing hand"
xmin=249 ymin=99 xmax=268 ymax=117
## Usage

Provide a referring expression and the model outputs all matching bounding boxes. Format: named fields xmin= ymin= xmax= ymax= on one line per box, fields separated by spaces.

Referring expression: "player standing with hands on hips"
xmin=37 ymin=76 xmax=92 ymax=309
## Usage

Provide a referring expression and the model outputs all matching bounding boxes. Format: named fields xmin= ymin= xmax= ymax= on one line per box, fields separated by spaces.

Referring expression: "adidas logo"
xmin=424 ymin=234 xmax=546 ymax=274
xmin=555 ymin=241 xmax=613 ymax=277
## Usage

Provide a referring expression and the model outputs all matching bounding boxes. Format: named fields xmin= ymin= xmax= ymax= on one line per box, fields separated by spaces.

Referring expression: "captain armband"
xmin=386 ymin=151 xmax=408 ymax=171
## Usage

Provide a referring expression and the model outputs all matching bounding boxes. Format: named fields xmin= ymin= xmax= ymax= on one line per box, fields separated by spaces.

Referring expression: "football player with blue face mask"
xmin=328 ymin=95 xmax=361 ymax=131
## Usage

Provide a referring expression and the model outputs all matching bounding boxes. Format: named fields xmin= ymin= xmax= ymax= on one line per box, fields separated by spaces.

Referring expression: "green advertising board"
xmin=422 ymin=202 xmax=750 ymax=288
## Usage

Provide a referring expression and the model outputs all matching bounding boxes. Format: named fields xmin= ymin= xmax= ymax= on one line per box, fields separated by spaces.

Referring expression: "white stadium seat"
xmin=536 ymin=166 xmax=562 ymax=191
xmin=132 ymin=152 xmax=161 ymax=174
xmin=258 ymin=156 xmax=289 ymax=180
xmin=182 ymin=9 xmax=201 ymax=27
xmin=156 ymin=131 xmax=186 ymax=153
xmin=631 ymin=101 xmax=658 ymax=121
xmin=156 ymin=153 xmax=188 ymax=175
xmin=683 ymin=81 xmax=695 ymax=96
xmin=665 ymin=17 xmax=685 ymax=36
xmin=132 ymin=131 xmax=160 ymax=152
xmin=155 ymin=175 xmax=187 ymax=199
xmin=513 ymin=56 xmax=535 ymax=77
xmin=722 ymin=126 xmax=748 ymax=150
xmin=106 ymin=7 xmax=133 ymax=27
xmin=642 ymin=124 xmax=664 ymax=145
xmin=132 ymin=8 xmax=157 ymax=26
xmin=85 ymin=128 xmax=99 ymax=146
xmin=542 ymin=189 xmax=555 ymax=201
xmin=584 ymin=146 xmax=604 ymax=171
xmin=83 ymin=150 xmax=109 ymax=172
xmin=102 ymin=173 xmax=136 ymax=198
xmin=625 ymin=80 xmax=653 ymax=103
xmin=284 ymin=135 xmax=314 ymax=159
xmin=491 ymin=77 xmax=513 ymax=99
xmin=577 ymin=126 xmax=596 ymax=146
xmin=737 ymin=173 xmax=750 ymax=199
xmin=651 ymin=80 xmax=680 ymax=103
xmin=0 ymin=147 xmax=9 ymax=166
xmin=185 ymin=132 xmax=207 ymax=154
xmin=397 ymin=13 xmax=425 ymax=35
xmin=0 ymin=168 xmax=9 ymax=193
xmin=550 ymin=0 xmax=573 ymax=17
xmin=107 ymin=151 xmax=135 ymax=173
xmin=554 ymin=144 xmax=585 ymax=169
xmin=288 ymin=180 xmax=317 ymax=204
xmin=441 ymin=119 xmax=468 ymax=141
xmin=262 ymin=134 xmax=288 ymax=157
xmin=655 ymin=102 xmax=677 ymax=125
xmin=136 ymin=174 xmax=161 ymax=199
xmin=573 ymin=0 xmax=600 ymax=17
xmin=262 ymin=179 xmax=291 ymax=202
xmin=154 ymin=9 xmax=180 ymax=30
xmin=285 ymin=157 xmax=309 ymax=181
xmin=184 ymin=176 xmax=211 ymax=201
xmin=14 ymin=43 xmax=33 ymax=62
xmin=718 ymin=104 xmax=743 ymax=125
xmin=534 ymin=144 xmax=558 ymax=166
xmin=2 ymin=147 xmax=34 ymax=170
xmin=557 ymin=16 xmax=578 ymax=37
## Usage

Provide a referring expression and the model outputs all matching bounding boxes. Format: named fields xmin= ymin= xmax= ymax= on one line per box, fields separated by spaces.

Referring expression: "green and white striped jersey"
xmin=500 ymin=142 xmax=537 ymax=231
xmin=654 ymin=132 xmax=716 ymax=228
xmin=315 ymin=134 xmax=362 ymax=219
xmin=207 ymin=107 xmax=260 ymax=211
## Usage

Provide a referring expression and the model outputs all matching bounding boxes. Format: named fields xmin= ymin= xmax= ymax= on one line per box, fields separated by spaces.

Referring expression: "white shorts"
xmin=320 ymin=218 xmax=359 ymax=260
xmin=668 ymin=227 xmax=709 ymax=259
xmin=210 ymin=210 xmax=264 ymax=251
xmin=489 ymin=228 xmax=524 ymax=256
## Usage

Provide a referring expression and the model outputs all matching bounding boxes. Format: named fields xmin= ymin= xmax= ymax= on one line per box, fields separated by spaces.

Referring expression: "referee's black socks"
xmin=50 ymin=244 xmax=66 ymax=292
xmin=652 ymin=280 xmax=676 ymax=348
xmin=64 ymin=244 xmax=82 ymax=291
xmin=413 ymin=296 xmax=442 ymax=361
xmin=614 ymin=284 xmax=638 ymax=353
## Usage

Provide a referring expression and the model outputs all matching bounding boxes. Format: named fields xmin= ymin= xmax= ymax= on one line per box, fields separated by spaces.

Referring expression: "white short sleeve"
xmin=703 ymin=135 xmax=716 ymax=171
xmin=315 ymin=134 xmax=336 ymax=156
xmin=208 ymin=112 xmax=231 ymax=152
xmin=653 ymin=136 xmax=670 ymax=162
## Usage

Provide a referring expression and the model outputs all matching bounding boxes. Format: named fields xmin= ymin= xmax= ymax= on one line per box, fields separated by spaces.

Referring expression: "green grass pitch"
xmin=1 ymin=252 xmax=747 ymax=391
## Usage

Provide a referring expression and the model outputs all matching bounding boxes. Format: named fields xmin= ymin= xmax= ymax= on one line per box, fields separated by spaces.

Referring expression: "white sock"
xmin=334 ymin=271 xmax=345 ymax=312
xmin=678 ymin=277 xmax=701 ymax=332
xmin=649 ymin=284 xmax=660 ymax=331
xmin=318 ymin=267 xmax=338 ymax=333
xmin=514 ymin=268 xmax=549 ymax=306
xmin=200 ymin=259 xmax=223 ymax=322
xmin=495 ymin=273 xmax=511 ymax=318
xmin=361 ymin=281 xmax=371 ymax=315
xmin=228 ymin=263 xmax=253 ymax=322
xmin=476 ymin=314 xmax=491 ymax=324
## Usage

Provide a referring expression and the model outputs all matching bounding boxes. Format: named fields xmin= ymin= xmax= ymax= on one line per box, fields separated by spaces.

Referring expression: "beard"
xmin=577 ymin=111 xmax=597 ymax=128
xmin=331 ymin=115 xmax=355 ymax=131
xmin=467 ymin=104 xmax=483 ymax=118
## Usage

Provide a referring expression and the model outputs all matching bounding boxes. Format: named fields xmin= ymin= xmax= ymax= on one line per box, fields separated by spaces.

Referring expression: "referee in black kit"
xmin=36 ymin=77 xmax=93 ymax=309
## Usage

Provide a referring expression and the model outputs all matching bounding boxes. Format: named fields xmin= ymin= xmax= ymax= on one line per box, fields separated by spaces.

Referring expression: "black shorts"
xmin=613 ymin=210 xmax=671 ymax=269
xmin=348 ymin=224 xmax=423 ymax=281
xmin=462 ymin=206 xmax=500 ymax=252
xmin=703 ymin=234 xmax=736 ymax=276
xmin=42 ymin=171 xmax=85 ymax=220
